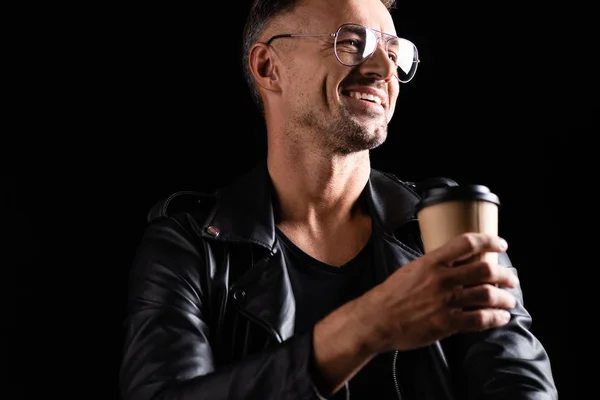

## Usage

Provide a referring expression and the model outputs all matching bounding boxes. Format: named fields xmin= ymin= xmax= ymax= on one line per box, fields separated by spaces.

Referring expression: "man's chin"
xmin=335 ymin=131 xmax=387 ymax=154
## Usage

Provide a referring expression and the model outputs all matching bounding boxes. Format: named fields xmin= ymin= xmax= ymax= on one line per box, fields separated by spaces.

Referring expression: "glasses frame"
xmin=265 ymin=23 xmax=420 ymax=83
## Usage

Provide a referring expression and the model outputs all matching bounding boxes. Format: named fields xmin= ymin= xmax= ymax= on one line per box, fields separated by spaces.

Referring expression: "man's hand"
xmin=358 ymin=232 xmax=519 ymax=353
xmin=311 ymin=232 xmax=518 ymax=394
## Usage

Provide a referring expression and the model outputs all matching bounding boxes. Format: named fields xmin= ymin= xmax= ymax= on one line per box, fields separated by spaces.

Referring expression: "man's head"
xmin=242 ymin=0 xmax=418 ymax=154
xmin=242 ymin=0 xmax=399 ymax=113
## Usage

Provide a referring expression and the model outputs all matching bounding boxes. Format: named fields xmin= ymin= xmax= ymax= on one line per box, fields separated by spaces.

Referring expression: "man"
xmin=119 ymin=0 xmax=558 ymax=399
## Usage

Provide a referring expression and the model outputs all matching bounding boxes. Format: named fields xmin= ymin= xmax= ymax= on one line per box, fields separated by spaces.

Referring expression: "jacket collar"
xmin=201 ymin=162 xmax=422 ymax=247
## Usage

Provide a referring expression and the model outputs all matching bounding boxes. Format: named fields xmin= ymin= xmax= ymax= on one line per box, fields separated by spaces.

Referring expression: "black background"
xmin=9 ymin=1 xmax=573 ymax=399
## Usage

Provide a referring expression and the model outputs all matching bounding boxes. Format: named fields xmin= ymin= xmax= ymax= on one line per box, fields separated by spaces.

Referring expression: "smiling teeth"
xmin=348 ymin=91 xmax=382 ymax=105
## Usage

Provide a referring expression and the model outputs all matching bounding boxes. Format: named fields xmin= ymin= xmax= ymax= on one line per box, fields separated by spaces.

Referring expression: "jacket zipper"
xmin=392 ymin=350 xmax=404 ymax=400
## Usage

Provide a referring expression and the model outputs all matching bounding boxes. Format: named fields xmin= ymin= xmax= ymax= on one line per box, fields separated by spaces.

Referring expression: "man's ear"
xmin=249 ymin=43 xmax=280 ymax=93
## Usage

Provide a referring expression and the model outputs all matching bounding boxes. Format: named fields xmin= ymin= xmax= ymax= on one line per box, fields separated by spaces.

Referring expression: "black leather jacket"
xmin=119 ymin=164 xmax=557 ymax=400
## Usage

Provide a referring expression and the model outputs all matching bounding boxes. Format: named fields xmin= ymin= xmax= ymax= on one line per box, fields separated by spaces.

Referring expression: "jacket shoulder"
xmin=378 ymin=171 xmax=459 ymax=197
xmin=146 ymin=190 xmax=217 ymax=224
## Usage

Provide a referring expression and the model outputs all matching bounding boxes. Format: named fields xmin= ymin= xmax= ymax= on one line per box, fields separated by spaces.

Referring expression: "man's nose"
xmin=358 ymin=39 xmax=396 ymax=81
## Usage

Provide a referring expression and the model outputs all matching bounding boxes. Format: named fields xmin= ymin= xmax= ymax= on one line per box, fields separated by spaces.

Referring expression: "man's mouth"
xmin=344 ymin=90 xmax=383 ymax=105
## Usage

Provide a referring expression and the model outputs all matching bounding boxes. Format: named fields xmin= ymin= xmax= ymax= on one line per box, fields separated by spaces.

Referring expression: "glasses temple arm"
xmin=266 ymin=33 xmax=335 ymax=45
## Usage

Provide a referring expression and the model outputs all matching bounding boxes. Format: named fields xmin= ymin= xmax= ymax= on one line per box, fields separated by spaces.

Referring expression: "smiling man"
xmin=119 ymin=0 xmax=558 ymax=399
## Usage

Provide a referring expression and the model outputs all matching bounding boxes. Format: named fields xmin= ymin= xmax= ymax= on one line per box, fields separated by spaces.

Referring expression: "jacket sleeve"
xmin=119 ymin=217 xmax=327 ymax=400
xmin=441 ymin=252 xmax=559 ymax=400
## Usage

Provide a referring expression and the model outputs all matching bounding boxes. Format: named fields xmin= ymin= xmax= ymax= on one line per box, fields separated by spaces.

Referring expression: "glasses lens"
xmin=387 ymin=38 xmax=418 ymax=82
xmin=335 ymin=24 xmax=419 ymax=82
xmin=335 ymin=24 xmax=377 ymax=66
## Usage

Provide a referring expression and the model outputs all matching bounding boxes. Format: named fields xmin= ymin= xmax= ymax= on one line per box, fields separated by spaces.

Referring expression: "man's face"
xmin=265 ymin=0 xmax=401 ymax=154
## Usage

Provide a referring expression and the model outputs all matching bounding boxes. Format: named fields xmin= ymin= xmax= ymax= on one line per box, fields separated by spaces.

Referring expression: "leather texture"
xmin=119 ymin=164 xmax=557 ymax=400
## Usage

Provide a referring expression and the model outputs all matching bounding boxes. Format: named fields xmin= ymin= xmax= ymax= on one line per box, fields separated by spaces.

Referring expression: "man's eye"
xmin=338 ymin=39 xmax=361 ymax=48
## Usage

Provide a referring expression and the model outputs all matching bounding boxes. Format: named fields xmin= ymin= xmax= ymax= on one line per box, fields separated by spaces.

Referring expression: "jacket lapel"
xmin=198 ymin=165 xmax=426 ymax=342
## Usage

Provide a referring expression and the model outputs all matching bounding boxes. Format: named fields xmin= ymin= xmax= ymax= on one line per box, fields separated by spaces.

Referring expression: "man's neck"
xmin=267 ymin=147 xmax=373 ymax=266
xmin=267 ymin=147 xmax=371 ymax=230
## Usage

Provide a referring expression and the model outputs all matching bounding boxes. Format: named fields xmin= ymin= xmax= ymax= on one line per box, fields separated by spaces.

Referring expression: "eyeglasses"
xmin=266 ymin=23 xmax=419 ymax=83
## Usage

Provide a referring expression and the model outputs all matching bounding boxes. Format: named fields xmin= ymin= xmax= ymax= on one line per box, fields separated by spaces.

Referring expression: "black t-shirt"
xmin=276 ymin=228 xmax=398 ymax=399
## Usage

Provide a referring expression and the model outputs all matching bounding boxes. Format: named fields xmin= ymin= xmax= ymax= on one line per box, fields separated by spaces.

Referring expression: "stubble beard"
xmin=296 ymin=104 xmax=388 ymax=155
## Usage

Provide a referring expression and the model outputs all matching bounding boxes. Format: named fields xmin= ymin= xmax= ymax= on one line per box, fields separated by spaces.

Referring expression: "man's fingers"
xmin=450 ymin=308 xmax=512 ymax=332
xmin=429 ymin=232 xmax=508 ymax=266
xmin=447 ymin=284 xmax=517 ymax=310
xmin=446 ymin=260 xmax=519 ymax=289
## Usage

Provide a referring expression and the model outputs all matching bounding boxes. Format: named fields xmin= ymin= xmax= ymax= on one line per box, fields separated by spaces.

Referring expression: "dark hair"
xmin=241 ymin=0 xmax=397 ymax=115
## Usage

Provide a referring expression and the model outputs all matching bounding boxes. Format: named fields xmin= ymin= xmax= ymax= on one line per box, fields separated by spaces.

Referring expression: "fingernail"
xmin=498 ymin=238 xmax=508 ymax=250
xmin=512 ymin=275 xmax=520 ymax=286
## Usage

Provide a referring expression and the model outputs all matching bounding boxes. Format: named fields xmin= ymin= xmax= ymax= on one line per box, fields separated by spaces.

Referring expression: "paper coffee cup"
xmin=415 ymin=185 xmax=500 ymax=264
